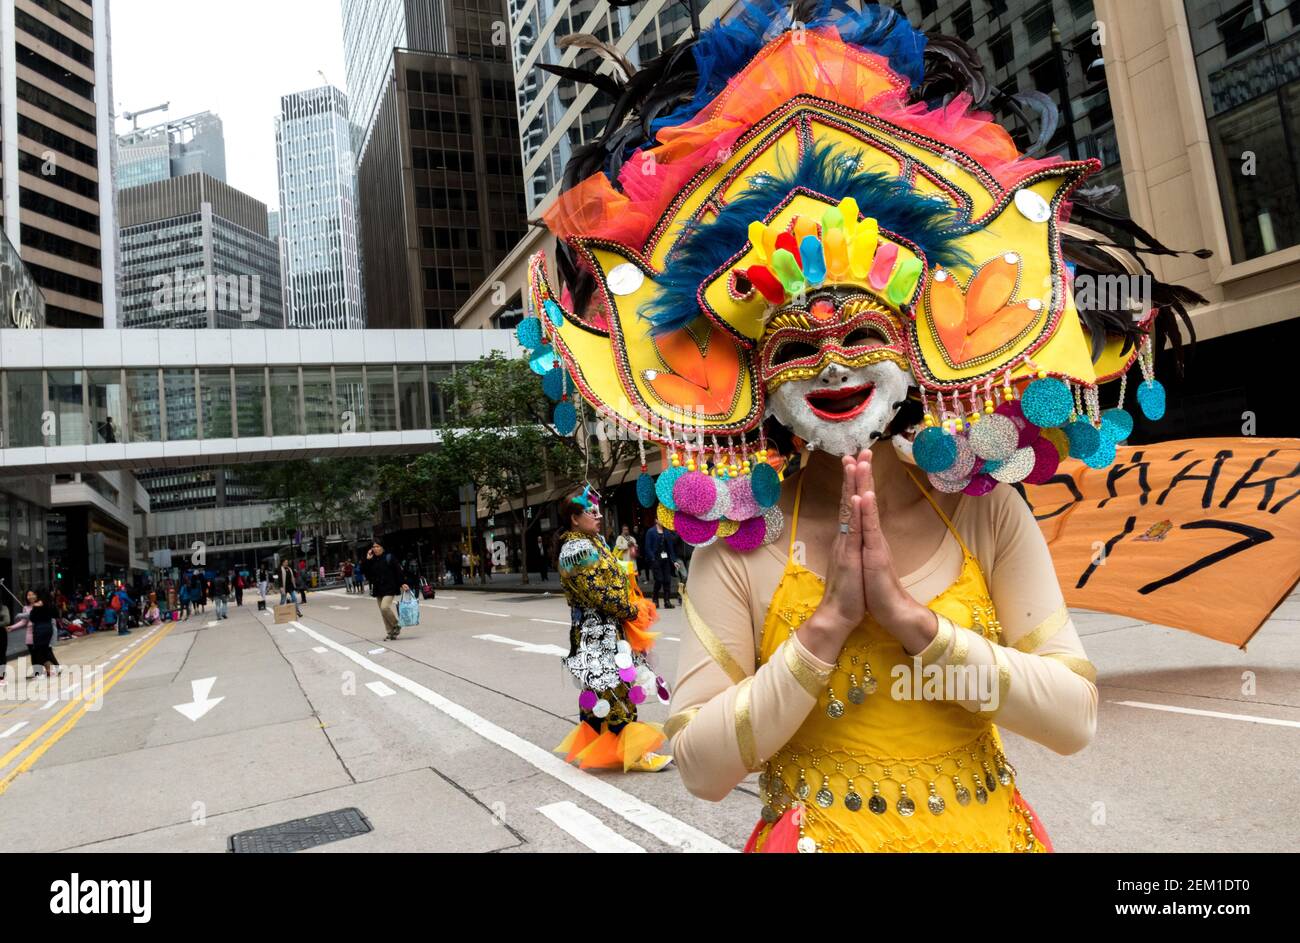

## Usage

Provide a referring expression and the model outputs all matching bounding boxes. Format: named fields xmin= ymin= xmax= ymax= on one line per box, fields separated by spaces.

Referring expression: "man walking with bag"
xmin=361 ymin=540 xmax=412 ymax=641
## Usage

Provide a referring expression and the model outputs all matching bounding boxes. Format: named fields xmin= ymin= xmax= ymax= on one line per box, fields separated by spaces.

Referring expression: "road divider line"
xmin=288 ymin=621 xmax=730 ymax=853
xmin=463 ymin=609 xmax=509 ymax=618
xmin=0 ymin=722 xmax=28 ymax=738
xmin=530 ymin=618 xmax=569 ymax=626
xmin=1112 ymin=700 xmax=1300 ymax=729
xmin=0 ymin=625 xmax=174 ymax=794
xmin=0 ymin=625 xmax=169 ymax=772
xmin=538 ymin=801 xmax=645 ymax=853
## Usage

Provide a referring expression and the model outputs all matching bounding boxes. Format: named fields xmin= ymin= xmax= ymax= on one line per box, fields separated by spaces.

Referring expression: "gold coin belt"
xmin=758 ymin=731 xmax=1016 ymax=824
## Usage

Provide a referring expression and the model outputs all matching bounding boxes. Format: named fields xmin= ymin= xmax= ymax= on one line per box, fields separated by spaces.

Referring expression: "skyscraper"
xmin=118 ymin=173 xmax=283 ymax=329
xmin=275 ymin=85 xmax=364 ymax=329
xmin=343 ymin=0 xmax=526 ymax=329
xmin=0 ymin=0 xmax=118 ymax=327
xmin=117 ymin=111 xmax=227 ymax=190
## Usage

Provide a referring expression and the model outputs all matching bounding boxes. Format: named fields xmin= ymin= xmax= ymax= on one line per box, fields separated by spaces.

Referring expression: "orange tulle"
xmin=555 ymin=721 xmax=666 ymax=772
xmin=622 ymin=594 xmax=660 ymax=653
xmin=554 ymin=720 xmax=600 ymax=763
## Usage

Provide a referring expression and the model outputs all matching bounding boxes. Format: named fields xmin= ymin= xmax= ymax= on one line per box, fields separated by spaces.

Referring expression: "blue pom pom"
xmin=529 ymin=346 xmax=557 ymax=375
xmin=751 ymin=462 xmax=781 ymax=508
xmin=543 ymin=298 xmax=564 ymax=328
xmin=636 ymin=473 xmax=657 ymax=508
xmin=1020 ymin=377 xmax=1073 ymax=428
xmin=656 ymin=466 xmax=686 ymax=511
xmin=552 ymin=400 xmax=576 ymax=435
xmin=1100 ymin=407 xmax=1133 ymax=442
xmin=542 ymin=367 xmax=566 ymax=402
xmin=913 ymin=426 xmax=958 ymax=473
xmin=1065 ymin=420 xmax=1101 ymax=459
xmin=515 ymin=316 xmax=543 ymax=350
xmin=1082 ymin=432 xmax=1117 ymax=469
xmin=1136 ymin=379 xmax=1165 ymax=421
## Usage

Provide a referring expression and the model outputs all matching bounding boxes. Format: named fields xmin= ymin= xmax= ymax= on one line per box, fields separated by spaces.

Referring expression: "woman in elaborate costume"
xmin=553 ymin=485 xmax=673 ymax=772
xmin=520 ymin=1 xmax=1201 ymax=849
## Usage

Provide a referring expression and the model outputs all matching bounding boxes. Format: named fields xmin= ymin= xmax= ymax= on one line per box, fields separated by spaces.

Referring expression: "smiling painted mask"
xmin=517 ymin=1 xmax=1203 ymax=551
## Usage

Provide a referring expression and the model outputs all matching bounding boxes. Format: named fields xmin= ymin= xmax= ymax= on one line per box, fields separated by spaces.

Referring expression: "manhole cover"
xmin=228 ymin=808 xmax=373 ymax=853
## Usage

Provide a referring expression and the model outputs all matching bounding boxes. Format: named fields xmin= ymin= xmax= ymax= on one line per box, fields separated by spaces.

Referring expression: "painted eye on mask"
xmin=840 ymin=325 xmax=888 ymax=349
xmin=771 ymin=340 xmax=820 ymax=365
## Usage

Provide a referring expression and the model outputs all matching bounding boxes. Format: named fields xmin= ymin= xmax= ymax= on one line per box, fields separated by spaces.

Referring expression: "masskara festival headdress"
xmin=517 ymin=1 xmax=1206 ymax=552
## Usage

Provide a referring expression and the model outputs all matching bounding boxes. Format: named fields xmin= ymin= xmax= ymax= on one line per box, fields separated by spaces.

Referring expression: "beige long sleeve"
xmin=666 ymin=481 xmax=1098 ymax=802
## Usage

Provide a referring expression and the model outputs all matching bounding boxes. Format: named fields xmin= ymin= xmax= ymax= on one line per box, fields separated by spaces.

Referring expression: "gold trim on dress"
xmin=1012 ymin=603 xmax=1070 ymax=653
xmin=1041 ymin=652 xmax=1098 ymax=683
xmin=734 ymin=676 xmax=758 ymax=770
xmin=682 ymin=589 xmax=749 ymax=684
xmin=918 ymin=613 xmax=954 ymax=667
xmin=664 ymin=706 xmax=701 ymax=740
xmin=980 ymin=643 xmax=1012 ymax=716
xmin=783 ymin=638 xmax=831 ymax=697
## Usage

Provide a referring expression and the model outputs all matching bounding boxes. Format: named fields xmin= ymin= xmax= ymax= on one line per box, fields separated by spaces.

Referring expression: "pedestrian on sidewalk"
xmin=27 ymin=589 xmax=58 ymax=679
xmin=179 ymin=579 xmax=194 ymax=620
xmin=278 ymin=561 xmax=303 ymax=617
xmin=643 ymin=519 xmax=678 ymax=609
xmin=212 ymin=573 xmax=230 ymax=620
xmin=360 ymin=540 xmax=412 ymax=641
xmin=234 ymin=572 xmax=245 ymax=607
xmin=536 ymin=534 xmax=549 ymax=583
xmin=256 ymin=567 xmax=269 ymax=600
xmin=342 ymin=560 xmax=354 ymax=594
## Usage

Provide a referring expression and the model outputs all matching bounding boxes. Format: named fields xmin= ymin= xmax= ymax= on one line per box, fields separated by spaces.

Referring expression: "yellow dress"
xmin=748 ymin=470 xmax=1048 ymax=853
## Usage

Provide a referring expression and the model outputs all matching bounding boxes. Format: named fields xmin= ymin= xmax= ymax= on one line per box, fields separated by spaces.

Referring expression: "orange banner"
xmin=1020 ymin=437 xmax=1300 ymax=648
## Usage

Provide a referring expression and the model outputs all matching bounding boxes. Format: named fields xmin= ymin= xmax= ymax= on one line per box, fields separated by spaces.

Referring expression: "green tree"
xmin=245 ymin=458 xmax=377 ymax=562
xmin=445 ymin=352 xmax=639 ymax=583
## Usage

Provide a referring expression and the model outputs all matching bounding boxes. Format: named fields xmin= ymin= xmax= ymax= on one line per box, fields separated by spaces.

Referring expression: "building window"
xmin=1185 ymin=0 xmax=1300 ymax=262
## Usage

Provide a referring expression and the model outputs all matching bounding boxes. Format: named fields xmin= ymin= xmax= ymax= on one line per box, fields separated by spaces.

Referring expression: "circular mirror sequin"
xmin=815 ymin=788 xmax=834 ymax=809
xmin=928 ymin=794 xmax=946 ymax=816
xmin=606 ymin=262 xmax=644 ymax=296
xmin=897 ymin=796 xmax=916 ymax=817
xmin=955 ymin=783 xmax=971 ymax=806
xmin=868 ymin=794 xmax=888 ymax=815
xmin=844 ymin=791 xmax=863 ymax=812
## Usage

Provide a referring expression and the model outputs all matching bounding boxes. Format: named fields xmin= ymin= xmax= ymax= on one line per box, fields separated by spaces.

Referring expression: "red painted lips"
xmin=804 ymin=384 xmax=875 ymax=422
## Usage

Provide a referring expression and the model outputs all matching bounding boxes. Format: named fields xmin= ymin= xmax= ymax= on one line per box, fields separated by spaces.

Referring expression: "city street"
xmin=1 ymin=584 xmax=1296 ymax=853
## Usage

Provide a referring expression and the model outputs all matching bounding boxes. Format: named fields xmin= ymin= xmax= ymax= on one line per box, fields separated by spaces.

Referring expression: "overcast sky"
xmin=109 ymin=0 xmax=349 ymax=210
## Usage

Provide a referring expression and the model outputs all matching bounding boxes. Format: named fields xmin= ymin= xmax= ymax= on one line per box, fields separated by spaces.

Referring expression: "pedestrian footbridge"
xmin=0 ymin=328 xmax=523 ymax=476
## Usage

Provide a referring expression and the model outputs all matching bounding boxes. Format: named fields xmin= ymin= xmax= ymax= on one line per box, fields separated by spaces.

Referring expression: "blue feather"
xmin=640 ymin=142 xmax=971 ymax=337
xmin=649 ymin=0 xmax=926 ymax=136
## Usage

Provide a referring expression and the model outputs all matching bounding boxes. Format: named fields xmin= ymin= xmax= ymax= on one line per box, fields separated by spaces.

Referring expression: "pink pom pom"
xmin=726 ymin=476 xmax=761 ymax=521
xmin=618 ymin=666 xmax=637 ymax=683
xmin=578 ymin=690 xmax=598 ymax=711
xmin=1024 ymin=436 xmax=1061 ymax=484
xmin=674 ymin=512 xmax=720 ymax=545
xmin=724 ymin=516 xmax=766 ymax=551
xmin=963 ymin=473 xmax=997 ymax=496
xmin=995 ymin=398 xmax=1023 ymax=420
xmin=1008 ymin=413 xmax=1038 ymax=448
xmin=673 ymin=471 xmax=716 ymax=517
xmin=627 ymin=685 xmax=647 ymax=704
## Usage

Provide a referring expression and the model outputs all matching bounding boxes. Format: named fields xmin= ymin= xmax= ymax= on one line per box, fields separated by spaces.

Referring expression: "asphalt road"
xmin=0 ymin=583 xmax=1296 ymax=852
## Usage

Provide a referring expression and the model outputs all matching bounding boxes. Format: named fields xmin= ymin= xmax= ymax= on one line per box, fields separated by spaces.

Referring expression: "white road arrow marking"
xmin=173 ymin=677 xmax=224 ymax=721
xmin=472 ymin=634 xmax=568 ymax=657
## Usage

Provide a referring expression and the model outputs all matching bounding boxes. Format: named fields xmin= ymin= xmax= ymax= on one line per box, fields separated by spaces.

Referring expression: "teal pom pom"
xmin=751 ymin=462 xmax=781 ymax=508
xmin=913 ymin=426 xmax=958 ymax=473
xmin=542 ymin=367 xmax=566 ymax=402
xmin=515 ymin=316 xmax=543 ymax=350
xmin=1065 ymin=420 xmax=1101 ymax=458
xmin=1082 ymin=432 xmax=1117 ymax=469
xmin=1136 ymin=379 xmax=1165 ymax=420
xmin=543 ymin=299 xmax=564 ymax=327
xmin=1100 ymin=407 xmax=1133 ymax=442
xmin=529 ymin=346 xmax=557 ymax=375
xmin=636 ymin=473 xmax=657 ymax=508
xmin=656 ymin=466 xmax=686 ymax=511
xmin=552 ymin=400 xmax=577 ymax=435
xmin=1020 ymin=377 xmax=1073 ymax=428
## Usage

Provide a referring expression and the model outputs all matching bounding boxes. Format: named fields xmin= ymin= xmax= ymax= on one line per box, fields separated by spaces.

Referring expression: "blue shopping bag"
xmin=397 ymin=590 xmax=420 ymax=627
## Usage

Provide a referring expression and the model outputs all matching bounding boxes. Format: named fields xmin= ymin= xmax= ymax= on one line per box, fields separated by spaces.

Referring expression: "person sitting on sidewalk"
xmin=360 ymin=541 xmax=412 ymax=641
